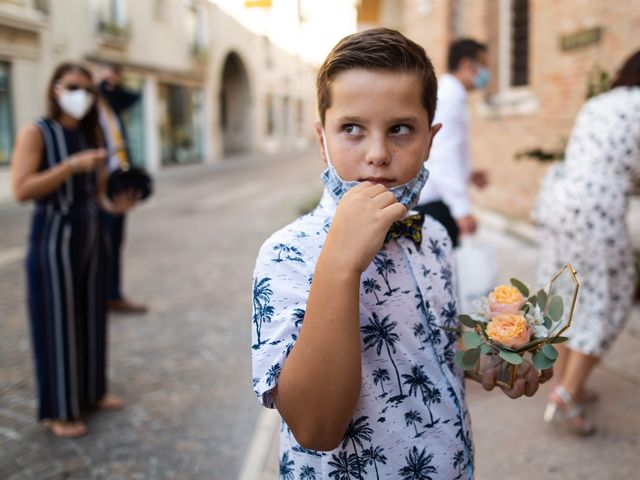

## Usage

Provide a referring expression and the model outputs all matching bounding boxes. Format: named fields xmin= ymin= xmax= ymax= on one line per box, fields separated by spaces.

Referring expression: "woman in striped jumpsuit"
xmin=11 ymin=63 xmax=138 ymax=437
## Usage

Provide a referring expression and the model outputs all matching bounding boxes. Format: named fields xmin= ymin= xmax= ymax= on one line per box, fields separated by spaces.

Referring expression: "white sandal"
xmin=543 ymin=385 xmax=595 ymax=436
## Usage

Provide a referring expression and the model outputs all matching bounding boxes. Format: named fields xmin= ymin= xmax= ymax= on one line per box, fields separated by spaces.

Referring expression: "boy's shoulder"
xmin=256 ymin=206 xmax=330 ymax=265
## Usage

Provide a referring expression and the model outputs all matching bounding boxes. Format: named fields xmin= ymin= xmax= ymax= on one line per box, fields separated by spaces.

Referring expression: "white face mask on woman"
xmin=57 ymin=88 xmax=95 ymax=120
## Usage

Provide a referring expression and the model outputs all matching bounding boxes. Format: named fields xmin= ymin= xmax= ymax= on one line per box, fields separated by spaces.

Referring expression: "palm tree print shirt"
xmin=252 ymin=190 xmax=474 ymax=480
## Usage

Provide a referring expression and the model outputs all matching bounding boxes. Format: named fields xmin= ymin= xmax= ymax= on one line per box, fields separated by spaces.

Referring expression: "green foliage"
xmin=542 ymin=344 xmax=558 ymax=360
xmin=498 ymin=349 xmax=523 ymax=365
xmin=458 ymin=315 xmax=477 ymax=328
xmin=547 ymin=295 xmax=564 ymax=321
xmin=533 ymin=350 xmax=555 ymax=370
xmin=510 ymin=278 xmax=529 ymax=297
xmin=548 ymin=336 xmax=569 ymax=344
xmin=462 ymin=331 xmax=482 ymax=349
xmin=455 ymin=349 xmax=480 ymax=371
xmin=536 ymin=290 xmax=548 ymax=310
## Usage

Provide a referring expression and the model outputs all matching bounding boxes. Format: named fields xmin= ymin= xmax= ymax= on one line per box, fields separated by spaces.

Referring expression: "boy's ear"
xmin=314 ymin=121 xmax=328 ymax=164
xmin=425 ymin=123 xmax=443 ymax=161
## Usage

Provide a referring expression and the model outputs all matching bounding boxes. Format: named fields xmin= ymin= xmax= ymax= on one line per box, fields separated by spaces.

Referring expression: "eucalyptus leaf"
xmin=454 ymin=351 xmax=467 ymax=370
xmin=542 ymin=344 xmax=558 ymax=360
xmin=527 ymin=295 xmax=537 ymax=306
xmin=458 ymin=315 xmax=476 ymax=328
xmin=462 ymin=348 xmax=481 ymax=369
xmin=510 ymin=278 xmax=529 ymax=297
xmin=547 ymin=295 xmax=564 ymax=321
xmin=523 ymin=304 xmax=530 ymax=315
xmin=533 ymin=350 xmax=555 ymax=370
xmin=480 ymin=344 xmax=492 ymax=355
xmin=543 ymin=315 xmax=553 ymax=329
xmin=548 ymin=336 xmax=569 ymax=344
xmin=537 ymin=289 xmax=548 ymax=310
xmin=462 ymin=331 xmax=482 ymax=349
xmin=498 ymin=349 xmax=524 ymax=365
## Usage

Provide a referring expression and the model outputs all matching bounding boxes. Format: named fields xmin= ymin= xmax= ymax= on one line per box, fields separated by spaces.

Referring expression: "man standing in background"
xmin=97 ymin=62 xmax=148 ymax=314
xmin=415 ymin=38 xmax=490 ymax=247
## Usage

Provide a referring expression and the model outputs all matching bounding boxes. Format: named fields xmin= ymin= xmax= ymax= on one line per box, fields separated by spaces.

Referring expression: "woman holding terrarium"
xmin=533 ymin=51 xmax=640 ymax=435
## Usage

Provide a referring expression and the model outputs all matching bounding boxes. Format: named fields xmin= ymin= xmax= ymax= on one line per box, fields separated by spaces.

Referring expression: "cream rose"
xmin=486 ymin=313 xmax=532 ymax=349
xmin=489 ymin=285 xmax=525 ymax=314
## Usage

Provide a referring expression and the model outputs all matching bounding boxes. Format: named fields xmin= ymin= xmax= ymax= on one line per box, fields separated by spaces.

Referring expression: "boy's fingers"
xmin=372 ymin=190 xmax=397 ymax=207
xmin=502 ymin=378 xmax=526 ymax=399
xmin=538 ymin=367 xmax=553 ymax=384
xmin=362 ymin=183 xmax=388 ymax=197
xmin=380 ymin=202 xmax=406 ymax=222
xmin=481 ymin=368 xmax=496 ymax=391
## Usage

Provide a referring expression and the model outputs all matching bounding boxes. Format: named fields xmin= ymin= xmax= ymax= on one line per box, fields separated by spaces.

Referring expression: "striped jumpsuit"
xmin=26 ymin=118 xmax=108 ymax=420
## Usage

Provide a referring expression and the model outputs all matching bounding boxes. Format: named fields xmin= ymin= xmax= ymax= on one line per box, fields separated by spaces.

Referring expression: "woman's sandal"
xmin=43 ymin=419 xmax=88 ymax=438
xmin=543 ymin=385 xmax=595 ymax=436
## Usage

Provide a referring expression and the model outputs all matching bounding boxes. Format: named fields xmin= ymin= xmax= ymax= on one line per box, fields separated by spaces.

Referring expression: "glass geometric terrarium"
xmin=474 ymin=265 xmax=580 ymax=388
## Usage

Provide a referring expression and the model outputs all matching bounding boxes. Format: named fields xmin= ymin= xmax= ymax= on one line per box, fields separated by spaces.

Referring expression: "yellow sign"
xmin=244 ymin=0 xmax=272 ymax=7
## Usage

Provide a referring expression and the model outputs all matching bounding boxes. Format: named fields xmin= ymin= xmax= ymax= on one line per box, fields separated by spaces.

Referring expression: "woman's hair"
xmin=46 ymin=62 xmax=103 ymax=147
xmin=611 ymin=50 xmax=640 ymax=89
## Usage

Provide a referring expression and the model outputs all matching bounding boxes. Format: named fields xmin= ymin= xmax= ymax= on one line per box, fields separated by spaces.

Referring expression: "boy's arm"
xmin=273 ymin=182 xmax=405 ymax=451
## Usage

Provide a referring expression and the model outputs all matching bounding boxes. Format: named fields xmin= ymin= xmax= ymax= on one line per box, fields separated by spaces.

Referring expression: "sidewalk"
xmin=243 ymin=202 xmax=640 ymax=480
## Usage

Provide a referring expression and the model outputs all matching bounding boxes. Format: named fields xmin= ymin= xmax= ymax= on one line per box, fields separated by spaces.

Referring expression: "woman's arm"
xmin=11 ymin=124 xmax=106 ymax=202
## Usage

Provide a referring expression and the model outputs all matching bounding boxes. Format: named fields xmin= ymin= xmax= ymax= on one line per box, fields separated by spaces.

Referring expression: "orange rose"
xmin=489 ymin=285 xmax=525 ymax=314
xmin=486 ymin=313 xmax=532 ymax=349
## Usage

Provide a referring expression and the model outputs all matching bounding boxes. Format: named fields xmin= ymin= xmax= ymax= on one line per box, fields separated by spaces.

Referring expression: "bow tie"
xmin=385 ymin=213 xmax=425 ymax=248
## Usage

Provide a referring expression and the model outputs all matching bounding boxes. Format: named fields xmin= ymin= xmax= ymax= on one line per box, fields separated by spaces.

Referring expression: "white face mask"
xmin=58 ymin=89 xmax=95 ymax=120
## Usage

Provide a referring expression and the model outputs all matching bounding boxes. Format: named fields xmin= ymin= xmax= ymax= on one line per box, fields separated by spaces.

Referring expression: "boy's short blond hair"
xmin=316 ymin=28 xmax=438 ymax=125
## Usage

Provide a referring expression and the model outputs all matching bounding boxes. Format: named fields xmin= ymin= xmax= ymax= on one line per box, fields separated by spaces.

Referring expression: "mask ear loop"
xmin=321 ymin=128 xmax=334 ymax=168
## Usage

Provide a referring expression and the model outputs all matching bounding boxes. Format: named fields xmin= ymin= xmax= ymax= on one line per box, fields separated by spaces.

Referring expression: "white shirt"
xmin=251 ymin=190 xmax=474 ymax=479
xmin=418 ymin=73 xmax=473 ymax=218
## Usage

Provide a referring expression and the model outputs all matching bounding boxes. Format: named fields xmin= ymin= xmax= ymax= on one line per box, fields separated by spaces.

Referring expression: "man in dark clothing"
xmin=97 ymin=62 xmax=148 ymax=314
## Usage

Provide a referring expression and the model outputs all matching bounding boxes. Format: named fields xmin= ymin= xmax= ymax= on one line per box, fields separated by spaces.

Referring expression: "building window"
xmin=510 ymin=0 xmax=529 ymax=87
xmin=480 ymin=0 xmax=537 ymax=117
xmin=158 ymin=83 xmax=204 ymax=165
xmin=0 ymin=62 xmax=13 ymax=166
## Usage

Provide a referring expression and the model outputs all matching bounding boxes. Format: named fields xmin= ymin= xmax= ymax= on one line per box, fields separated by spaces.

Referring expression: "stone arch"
xmin=219 ymin=51 xmax=251 ymax=156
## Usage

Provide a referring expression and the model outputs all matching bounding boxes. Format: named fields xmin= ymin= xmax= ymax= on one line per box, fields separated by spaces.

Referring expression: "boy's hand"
xmin=324 ymin=182 xmax=406 ymax=274
xmin=479 ymin=361 xmax=553 ymax=399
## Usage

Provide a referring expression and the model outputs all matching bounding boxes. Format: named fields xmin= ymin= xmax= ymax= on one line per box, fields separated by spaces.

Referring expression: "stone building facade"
xmin=0 ymin=0 xmax=357 ymax=192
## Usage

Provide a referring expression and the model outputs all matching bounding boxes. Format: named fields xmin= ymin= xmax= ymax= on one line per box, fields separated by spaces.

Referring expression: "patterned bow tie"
xmin=385 ymin=213 xmax=425 ymax=248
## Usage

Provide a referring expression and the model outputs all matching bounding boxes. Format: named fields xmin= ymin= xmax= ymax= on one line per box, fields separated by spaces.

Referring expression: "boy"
xmin=252 ymin=28 xmax=548 ymax=479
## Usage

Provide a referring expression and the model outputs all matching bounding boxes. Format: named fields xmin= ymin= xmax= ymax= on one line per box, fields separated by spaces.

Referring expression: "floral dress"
xmin=252 ymin=191 xmax=474 ymax=480
xmin=533 ymin=86 xmax=640 ymax=356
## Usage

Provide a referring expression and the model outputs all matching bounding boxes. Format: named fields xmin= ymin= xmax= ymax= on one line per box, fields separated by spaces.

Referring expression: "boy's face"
xmin=316 ymin=69 xmax=441 ymax=188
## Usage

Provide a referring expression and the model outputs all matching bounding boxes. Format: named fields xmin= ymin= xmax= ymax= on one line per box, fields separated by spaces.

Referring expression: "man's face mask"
xmin=473 ymin=64 xmax=490 ymax=89
xmin=320 ymin=129 xmax=429 ymax=211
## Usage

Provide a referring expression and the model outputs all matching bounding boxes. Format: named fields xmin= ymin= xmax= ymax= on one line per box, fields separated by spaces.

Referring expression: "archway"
xmin=219 ymin=52 xmax=251 ymax=156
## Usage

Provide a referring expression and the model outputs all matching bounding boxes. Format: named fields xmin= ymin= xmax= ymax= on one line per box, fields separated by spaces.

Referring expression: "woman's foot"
xmin=543 ymin=385 xmax=595 ymax=435
xmin=95 ymin=393 xmax=124 ymax=411
xmin=43 ymin=419 xmax=88 ymax=438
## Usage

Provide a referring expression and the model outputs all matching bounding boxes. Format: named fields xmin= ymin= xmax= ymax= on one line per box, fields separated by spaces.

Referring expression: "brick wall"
xmin=398 ymin=0 xmax=640 ymax=220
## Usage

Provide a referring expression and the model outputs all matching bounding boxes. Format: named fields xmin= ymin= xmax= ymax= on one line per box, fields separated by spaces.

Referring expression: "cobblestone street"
xmin=0 ymin=150 xmax=324 ymax=480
